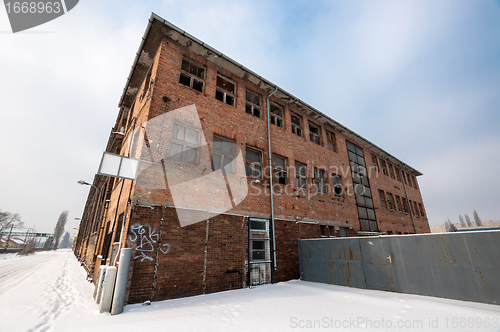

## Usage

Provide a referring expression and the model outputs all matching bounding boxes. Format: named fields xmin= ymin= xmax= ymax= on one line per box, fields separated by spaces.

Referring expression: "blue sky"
xmin=0 ymin=0 xmax=499 ymax=233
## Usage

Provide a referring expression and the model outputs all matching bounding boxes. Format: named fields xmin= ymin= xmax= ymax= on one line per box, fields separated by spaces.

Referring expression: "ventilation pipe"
xmin=266 ymin=87 xmax=278 ymax=271
xmin=111 ymin=248 xmax=132 ymax=315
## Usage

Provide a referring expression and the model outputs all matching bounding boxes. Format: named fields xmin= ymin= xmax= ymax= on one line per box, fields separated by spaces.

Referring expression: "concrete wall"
xmin=299 ymin=231 xmax=500 ymax=305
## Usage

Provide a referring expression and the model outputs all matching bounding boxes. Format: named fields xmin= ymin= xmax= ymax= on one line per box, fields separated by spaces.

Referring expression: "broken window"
xmin=291 ymin=112 xmax=303 ymax=137
xmin=215 ymin=75 xmax=236 ymax=106
xmin=371 ymin=155 xmax=378 ymax=172
xmin=270 ymin=103 xmax=284 ymax=128
xmin=212 ymin=135 xmax=235 ymax=173
xmin=418 ymin=203 xmax=425 ymax=217
xmin=402 ymin=197 xmax=409 ymax=213
xmin=309 ymin=122 xmax=321 ymax=145
xmin=378 ymin=190 xmax=387 ymax=209
xmin=320 ymin=225 xmax=330 ymax=237
xmin=406 ymin=173 xmax=413 ymax=188
xmin=395 ymin=167 xmax=401 ymax=182
xmin=327 ymin=131 xmax=336 ymax=152
xmin=411 ymin=175 xmax=418 ymax=189
xmin=179 ymin=58 xmax=205 ymax=92
xmin=388 ymin=163 xmax=395 ymax=179
xmin=413 ymin=201 xmax=420 ymax=217
xmin=379 ymin=159 xmax=388 ymax=176
xmin=272 ymin=154 xmax=287 ymax=185
xmin=245 ymin=147 xmax=262 ymax=179
xmin=395 ymin=195 xmax=403 ymax=212
xmin=295 ymin=161 xmax=307 ymax=189
xmin=386 ymin=192 xmax=395 ymax=210
xmin=332 ymin=174 xmax=342 ymax=198
xmin=169 ymin=123 xmax=200 ymax=164
xmin=314 ymin=167 xmax=328 ymax=194
xmin=245 ymin=90 xmax=261 ymax=118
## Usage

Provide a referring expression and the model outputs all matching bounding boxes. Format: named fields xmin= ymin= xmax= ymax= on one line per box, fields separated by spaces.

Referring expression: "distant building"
xmin=75 ymin=13 xmax=430 ymax=304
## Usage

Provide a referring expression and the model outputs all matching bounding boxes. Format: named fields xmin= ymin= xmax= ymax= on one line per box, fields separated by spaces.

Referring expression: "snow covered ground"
xmin=1 ymin=250 xmax=499 ymax=332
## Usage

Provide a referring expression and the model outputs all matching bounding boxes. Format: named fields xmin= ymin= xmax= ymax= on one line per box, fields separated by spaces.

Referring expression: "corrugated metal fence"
xmin=298 ymin=231 xmax=500 ymax=305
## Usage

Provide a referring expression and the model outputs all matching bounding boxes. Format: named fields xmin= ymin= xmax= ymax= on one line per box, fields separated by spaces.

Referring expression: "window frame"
xmin=314 ymin=167 xmax=328 ymax=194
xmin=270 ymin=102 xmax=284 ymax=128
xmin=245 ymin=89 xmax=261 ymax=118
xmin=327 ymin=131 xmax=337 ymax=152
xmin=212 ymin=135 xmax=236 ymax=173
xmin=272 ymin=154 xmax=287 ymax=185
xmin=388 ymin=163 xmax=395 ymax=179
xmin=379 ymin=159 xmax=388 ymax=176
xmin=378 ymin=190 xmax=387 ymax=209
xmin=245 ymin=147 xmax=263 ymax=179
xmin=332 ymin=174 xmax=343 ymax=198
xmin=295 ymin=161 xmax=307 ymax=189
xmin=395 ymin=195 xmax=403 ymax=212
xmin=290 ymin=112 xmax=303 ymax=137
xmin=418 ymin=203 xmax=425 ymax=217
xmin=169 ymin=122 xmax=201 ymax=165
xmin=386 ymin=192 xmax=396 ymax=211
xmin=179 ymin=58 xmax=205 ymax=92
xmin=309 ymin=121 xmax=322 ymax=145
xmin=215 ymin=75 xmax=236 ymax=106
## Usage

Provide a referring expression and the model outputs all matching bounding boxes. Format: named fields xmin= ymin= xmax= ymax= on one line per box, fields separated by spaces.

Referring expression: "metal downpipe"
xmin=266 ymin=87 xmax=278 ymax=271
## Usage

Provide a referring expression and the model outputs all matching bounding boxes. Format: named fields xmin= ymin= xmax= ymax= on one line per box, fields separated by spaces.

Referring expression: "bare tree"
xmin=0 ymin=210 xmax=24 ymax=235
xmin=458 ymin=215 xmax=466 ymax=228
xmin=464 ymin=214 xmax=473 ymax=227
xmin=446 ymin=219 xmax=457 ymax=232
xmin=18 ymin=229 xmax=37 ymax=256
xmin=59 ymin=231 xmax=71 ymax=249
xmin=53 ymin=211 xmax=68 ymax=250
xmin=473 ymin=210 xmax=483 ymax=226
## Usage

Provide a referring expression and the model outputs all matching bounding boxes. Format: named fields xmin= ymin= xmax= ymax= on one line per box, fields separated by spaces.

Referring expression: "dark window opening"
xmin=332 ymin=174 xmax=342 ymax=198
xmin=327 ymin=131 xmax=336 ymax=152
xmin=309 ymin=122 xmax=321 ymax=145
xmin=245 ymin=90 xmax=261 ymax=118
xmin=212 ymin=135 xmax=235 ymax=173
xmin=291 ymin=112 xmax=303 ymax=137
xmin=245 ymin=147 xmax=262 ymax=179
xmin=216 ymin=75 xmax=236 ymax=106
xmin=272 ymin=154 xmax=287 ymax=185
xmin=270 ymin=103 xmax=284 ymax=128
xmin=179 ymin=58 xmax=205 ymax=92
xmin=295 ymin=162 xmax=307 ymax=189
xmin=314 ymin=167 xmax=328 ymax=194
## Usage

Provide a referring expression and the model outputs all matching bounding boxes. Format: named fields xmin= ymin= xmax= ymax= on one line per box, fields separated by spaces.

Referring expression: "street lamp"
xmin=77 ymin=180 xmax=99 ymax=191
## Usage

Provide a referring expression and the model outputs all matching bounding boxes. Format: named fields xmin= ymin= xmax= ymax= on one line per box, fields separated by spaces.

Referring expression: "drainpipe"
xmin=266 ymin=87 xmax=278 ymax=270
xmin=400 ymin=168 xmax=417 ymax=234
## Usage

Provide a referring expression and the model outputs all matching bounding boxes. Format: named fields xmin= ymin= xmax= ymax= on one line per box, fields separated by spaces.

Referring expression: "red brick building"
xmin=74 ymin=13 xmax=430 ymax=305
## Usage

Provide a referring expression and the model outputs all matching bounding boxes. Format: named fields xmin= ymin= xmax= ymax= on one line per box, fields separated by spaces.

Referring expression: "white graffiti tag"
xmin=129 ymin=224 xmax=171 ymax=261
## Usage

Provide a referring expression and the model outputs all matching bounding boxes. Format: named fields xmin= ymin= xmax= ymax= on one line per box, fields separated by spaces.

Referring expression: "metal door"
xmin=360 ymin=238 xmax=398 ymax=292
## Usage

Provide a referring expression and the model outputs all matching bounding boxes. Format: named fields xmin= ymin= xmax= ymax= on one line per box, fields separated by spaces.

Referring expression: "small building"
xmin=75 ymin=13 xmax=430 ymax=305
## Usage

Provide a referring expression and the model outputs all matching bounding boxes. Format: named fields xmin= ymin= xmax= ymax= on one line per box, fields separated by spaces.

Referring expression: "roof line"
xmin=118 ymin=12 xmax=422 ymax=176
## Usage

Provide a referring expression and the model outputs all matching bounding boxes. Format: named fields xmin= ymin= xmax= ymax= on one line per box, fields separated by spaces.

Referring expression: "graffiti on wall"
xmin=129 ymin=224 xmax=170 ymax=261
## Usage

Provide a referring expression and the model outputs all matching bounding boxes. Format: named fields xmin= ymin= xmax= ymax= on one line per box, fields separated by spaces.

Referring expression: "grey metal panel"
xmin=298 ymin=238 xmax=366 ymax=289
xmin=298 ymin=231 xmax=500 ymax=305
xmin=360 ymin=238 xmax=398 ymax=292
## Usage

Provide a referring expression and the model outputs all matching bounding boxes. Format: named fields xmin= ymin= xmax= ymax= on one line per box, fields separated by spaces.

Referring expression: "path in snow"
xmin=1 ymin=250 xmax=500 ymax=332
